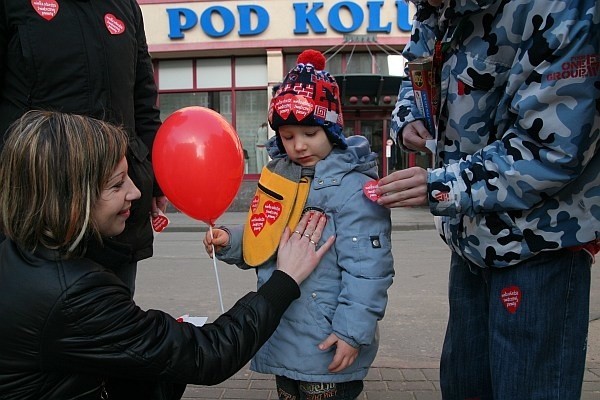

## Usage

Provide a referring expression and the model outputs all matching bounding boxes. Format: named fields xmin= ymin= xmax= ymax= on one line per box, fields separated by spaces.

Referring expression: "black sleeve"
xmin=132 ymin=2 xmax=163 ymax=196
xmin=43 ymin=268 xmax=300 ymax=386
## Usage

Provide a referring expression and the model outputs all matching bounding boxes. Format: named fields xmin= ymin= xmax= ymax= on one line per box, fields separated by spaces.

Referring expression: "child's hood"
xmin=266 ymin=134 xmax=379 ymax=179
xmin=322 ymin=135 xmax=379 ymax=179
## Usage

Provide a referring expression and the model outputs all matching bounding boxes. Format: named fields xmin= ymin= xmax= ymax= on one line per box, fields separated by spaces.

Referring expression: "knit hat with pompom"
xmin=268 ymin=49 xmax=346 ymax=152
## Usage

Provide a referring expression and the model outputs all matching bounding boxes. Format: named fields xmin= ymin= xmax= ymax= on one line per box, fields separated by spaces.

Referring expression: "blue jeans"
xmin=440 ymin=249 xmax=591 ymax=400
xmin=275 ymin=376 xmax=363 ymax=400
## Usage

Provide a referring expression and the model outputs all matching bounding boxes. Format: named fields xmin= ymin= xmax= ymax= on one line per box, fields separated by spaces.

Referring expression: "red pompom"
xmin=297 ymin=49 xmax=326 ymax=70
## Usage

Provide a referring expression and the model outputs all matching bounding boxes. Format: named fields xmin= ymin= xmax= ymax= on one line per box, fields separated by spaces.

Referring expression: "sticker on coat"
xmin=250 ymin=213 xmax=266 ymax=236
xmin=32 ymin=0 xmax=59 ymax=21
xmin=264 ymin=201 xmax=282 ymax=224
xmin=105 ymin=13 xmax=125 ymax=35
xmin=363 ymin=180 xmax=380 ymax=201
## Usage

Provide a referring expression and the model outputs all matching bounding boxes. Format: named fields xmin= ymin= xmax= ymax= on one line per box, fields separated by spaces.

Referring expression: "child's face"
xmin=279 ymin=125 xmax=333 ymax=167
xmin=92 ymin=157 xmax=141 ymax=237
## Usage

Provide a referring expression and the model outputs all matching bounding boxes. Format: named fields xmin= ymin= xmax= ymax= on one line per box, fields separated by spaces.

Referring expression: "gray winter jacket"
xmin=217 ymin=135 xmax=394 ymax=382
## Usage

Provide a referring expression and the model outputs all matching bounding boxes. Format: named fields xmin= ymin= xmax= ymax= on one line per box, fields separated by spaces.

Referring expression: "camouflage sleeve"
xmin=429 ymin=4 xmax=600 ymax=218
xmin=390 ymin=4 xmax=438 ymax=147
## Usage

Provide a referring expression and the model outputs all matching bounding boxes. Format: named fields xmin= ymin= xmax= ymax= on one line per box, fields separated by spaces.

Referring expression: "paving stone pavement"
xmin=180 ymin=363 xmax=600 ymax=399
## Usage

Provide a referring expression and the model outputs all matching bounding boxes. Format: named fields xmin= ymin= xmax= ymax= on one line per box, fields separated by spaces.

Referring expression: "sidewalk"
xmin=160 ymin=209 xmax=600 ymax=399
xmin=181 ymin=363 xmax=600 ymax=399
xmin=164 ymin=206 xmax=436 ymax=233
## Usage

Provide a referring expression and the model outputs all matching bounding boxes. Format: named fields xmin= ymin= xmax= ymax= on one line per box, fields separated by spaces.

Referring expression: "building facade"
xmin=139 ymin=0 xmax=416 ymax=207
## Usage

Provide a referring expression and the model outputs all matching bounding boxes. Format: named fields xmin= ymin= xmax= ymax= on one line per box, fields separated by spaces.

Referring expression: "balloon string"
xmin=209 ymin=226 xmax=225 ymax=314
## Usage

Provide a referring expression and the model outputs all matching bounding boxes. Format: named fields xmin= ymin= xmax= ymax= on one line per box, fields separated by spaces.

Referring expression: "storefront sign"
xmin=167 ymin=1 xmax=412 ymax=39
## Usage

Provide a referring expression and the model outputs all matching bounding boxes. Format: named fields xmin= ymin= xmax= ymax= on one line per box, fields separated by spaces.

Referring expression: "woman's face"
xmin=92 ymin=157 xmax=141 ymax=237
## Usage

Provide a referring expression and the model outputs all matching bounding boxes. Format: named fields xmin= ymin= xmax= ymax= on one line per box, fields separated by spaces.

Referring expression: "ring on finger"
xmin=309 ymin=239 xmax=317 ymax=245
xmin=304 ymin=233 xmax=311 ymax=238
xmin=294 ymin=230 xmax=301 ymax=235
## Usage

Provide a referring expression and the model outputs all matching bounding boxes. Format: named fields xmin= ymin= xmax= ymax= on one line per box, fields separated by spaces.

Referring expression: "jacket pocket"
xmin=459 ymin=210 xmax=526 ymax=268
xmin=18 ymin=21 xmax=90 ymax=110
xmin=449 ymin=56 xmax=510 ymax=153
xmin=15 ymin=26 xmax=35 ymax=103
xmin=308 ymin=295 xmax=335 ymax=336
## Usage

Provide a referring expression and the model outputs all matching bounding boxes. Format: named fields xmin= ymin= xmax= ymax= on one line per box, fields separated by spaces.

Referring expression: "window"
xmin=235 ymin=90 xmax=268 ymax=174
xmin=158 ymin=60 xmax=193 ymax=90
xmin=157 ymin=57 xmax=267 ymax=175
xmin=235 ymin=57 xmax=268 ymax=87
xmin=196 ymin=58 xmax=232 ymax=88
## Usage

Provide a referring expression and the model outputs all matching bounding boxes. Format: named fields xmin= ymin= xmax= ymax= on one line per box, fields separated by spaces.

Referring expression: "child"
xmin=204 ymin=50 xmax=394 ymax=399
xmin=0 ymin=110 xmax=333 ymax=399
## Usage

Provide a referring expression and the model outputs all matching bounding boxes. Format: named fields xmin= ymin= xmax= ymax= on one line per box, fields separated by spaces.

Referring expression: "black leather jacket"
xmin=0 ymin=239 xmax=300 ymax=399
xmin=0 ymin=0 xmax=162 ymax=261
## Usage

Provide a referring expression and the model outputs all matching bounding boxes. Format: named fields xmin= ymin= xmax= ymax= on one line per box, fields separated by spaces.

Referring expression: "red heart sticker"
xmin=31 ymin=0 xmax=59 ymax=21
xmin=363 ymin=180 xmax=380 ymax=202
xmin=264 ymin=201 xmax=282 ymax=224
xmin=151 ymin=213 xmax=169 ymax=233
xmin=250 ymin=195 xmax=259 ymax=213
xmin=104 ymin=13 xmax=125 ymax=35
xmin=250 ymin=213 xmax=266 ymax=236
xmin=291 ymin=95 xmax=314 ymax=121
xmin=500 ymin=286 xmax=521 ymax=314
xmin=273 ymin=94 xmax=293 ymax=120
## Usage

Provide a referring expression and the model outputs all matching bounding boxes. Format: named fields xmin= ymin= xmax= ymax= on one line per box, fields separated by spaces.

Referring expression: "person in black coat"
xmin=0 ymin=110 xmax=335 ymax=400
xmin=0 ymin=0 xmax=166 ymax=292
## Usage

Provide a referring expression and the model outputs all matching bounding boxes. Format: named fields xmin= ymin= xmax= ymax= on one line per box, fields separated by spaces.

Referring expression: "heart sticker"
xmin=500 ymin=286 xmax=521 ymax=314
xmin=363 ymin=180 xmax=380 ymax=202
xmin=250 ymin=213 xmax=266 ymax=236
xmin=272 ymin=94 xmax=293 ymax=120
xmin=31 ymin=0 xmax=59 ymax=21
xmin=151 ymin=212 xmax=169 ymax=233
xmin=264 ymin=201 xmax=282 ymax=224
xmin=104 ymin=13 xmax=125 ymax=35
xmin=250 ymin=195 xmax=259 ymax=213
xmin=291 ymin=95 xmax=314 ymax=121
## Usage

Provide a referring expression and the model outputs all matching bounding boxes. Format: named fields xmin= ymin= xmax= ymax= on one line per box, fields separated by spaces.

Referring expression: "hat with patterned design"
xmin=268 ymin=49 xmax=346 ymax=152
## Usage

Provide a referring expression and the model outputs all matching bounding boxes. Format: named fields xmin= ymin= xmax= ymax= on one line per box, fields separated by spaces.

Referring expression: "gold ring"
xmin=304 ymin=233 xmax=311 ymax=238
xmin=294 ymin=230 xmax=301 ymax=235
xmin=309 ymin=239 xmax=317 ymax=245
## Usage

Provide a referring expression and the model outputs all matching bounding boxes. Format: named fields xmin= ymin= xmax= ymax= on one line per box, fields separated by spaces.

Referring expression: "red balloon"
xmin=152 ymin=106 xmax=244 ymax=225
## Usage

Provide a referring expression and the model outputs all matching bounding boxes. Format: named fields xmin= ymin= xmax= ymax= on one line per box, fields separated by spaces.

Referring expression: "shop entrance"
xmin=343 ymin=112 xmax=403 ymax=178
xmin=344 ymin=113 xmax=433 ymax=177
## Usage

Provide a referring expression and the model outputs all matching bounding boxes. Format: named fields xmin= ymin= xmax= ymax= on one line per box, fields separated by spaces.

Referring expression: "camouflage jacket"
xmin=391 ymin=0 xmax=600 ymax=268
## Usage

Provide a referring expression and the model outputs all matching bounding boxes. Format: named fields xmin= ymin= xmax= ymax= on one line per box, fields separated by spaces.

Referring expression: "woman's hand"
xmin=276 ymin=211 xmax=335 ymax=285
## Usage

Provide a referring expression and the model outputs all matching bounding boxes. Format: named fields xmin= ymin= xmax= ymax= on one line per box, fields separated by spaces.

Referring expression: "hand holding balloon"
xmin=203 ymin=229 xmax=230 ymax=258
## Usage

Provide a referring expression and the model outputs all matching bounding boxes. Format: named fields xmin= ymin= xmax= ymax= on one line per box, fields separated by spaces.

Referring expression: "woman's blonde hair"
xmin=0 ymin=110 xmax=129 ymax=256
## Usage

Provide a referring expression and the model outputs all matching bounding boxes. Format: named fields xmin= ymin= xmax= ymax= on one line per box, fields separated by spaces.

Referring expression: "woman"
xmin=0 ymin=110 xmax=334 ymax=399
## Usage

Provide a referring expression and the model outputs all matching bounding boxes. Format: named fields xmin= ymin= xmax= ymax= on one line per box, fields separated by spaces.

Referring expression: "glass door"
xmin=342 ymin=114 xmax=393 ymax=178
